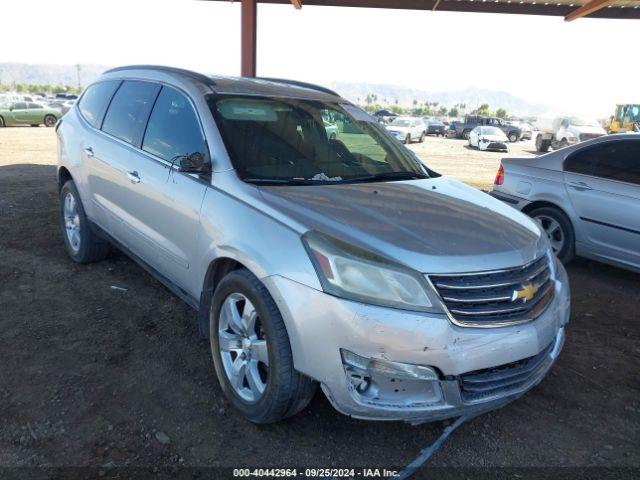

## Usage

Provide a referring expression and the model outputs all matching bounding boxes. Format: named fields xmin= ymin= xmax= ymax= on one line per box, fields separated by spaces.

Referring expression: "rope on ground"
xmin=395 ymin=414 xmax=476 ymax=480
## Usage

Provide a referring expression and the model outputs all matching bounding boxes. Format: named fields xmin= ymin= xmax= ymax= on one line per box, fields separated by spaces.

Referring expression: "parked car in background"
xmin=491 ymin=134 xmax=640 ymax=271
xmin=508 ymin=120 xmax=533 ymax=141
xmin=456 ymin=115 xmax=522 ymax=143
xmin=0 ymin=101 xmax=60 ymax=127
xmin=468 ymin=126 xmax=509 ymax=152
xmin=423 ymin=118 xmax=446 ymax=136
xmin=57 ymin=65 xmax=569 ymax=425
xmin=374 ymin=109 xmax=398 ymax=124
xmin=385 ymin=116 xmax=426 ymax=143
xmin=534 ymin=116 xmax=606 ymax=152
xmin=323 ymin=120 xmax=339 ymax=139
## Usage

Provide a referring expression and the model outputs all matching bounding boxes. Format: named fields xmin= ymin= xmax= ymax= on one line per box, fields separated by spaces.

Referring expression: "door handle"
xmin=126 ymin=171 xmax=141 ymax=184
xmin=569 ymin=181 xmax=592 ymax=191
xmin=84 ymin=147 xmax=94 ymax=157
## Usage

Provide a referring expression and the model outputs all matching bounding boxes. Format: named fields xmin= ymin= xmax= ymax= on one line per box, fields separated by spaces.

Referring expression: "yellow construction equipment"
xmin=606 ymin=104 xmax=640 ymax=133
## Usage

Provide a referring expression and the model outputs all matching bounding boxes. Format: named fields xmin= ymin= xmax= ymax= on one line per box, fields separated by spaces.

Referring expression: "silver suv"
xmin=57 ymin=66 xmax=570 ymax=424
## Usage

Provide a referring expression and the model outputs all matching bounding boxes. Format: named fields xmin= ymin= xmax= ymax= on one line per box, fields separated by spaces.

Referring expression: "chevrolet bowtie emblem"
xmin=512 ymin=283 xmax=539 ymax=303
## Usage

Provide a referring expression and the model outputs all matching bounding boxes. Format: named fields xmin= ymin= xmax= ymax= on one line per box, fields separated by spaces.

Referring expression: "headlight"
xmin=302 ymin=231 xmax=442 ymax=312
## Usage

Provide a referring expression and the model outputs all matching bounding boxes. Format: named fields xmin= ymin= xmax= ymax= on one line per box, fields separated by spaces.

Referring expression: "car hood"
xmin=258 ymin=177 xmax=546 ymax=273
xmin=572 ymin=125 xmax=606 ymax=135
xmin=386 ymin=126 xmax=410 ymax=133
xmin=480 ymin=134 xmax=507 ymax=142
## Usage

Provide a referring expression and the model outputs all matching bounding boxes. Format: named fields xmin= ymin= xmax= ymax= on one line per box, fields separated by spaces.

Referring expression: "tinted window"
xmin=14 ymin=102 xmax=27 ymax=110
xmin=102 ymin=81 xmax=160 ymax=146
xmin=78 ymin=80 xmax=120 ymax=128
xmin=28 ymin=103 xmax=43 ymax=109
xmin=592 ymin=141 xmax=640 ymax=185
xmin=565 ymin=140 xmax=640 ymax=185
xmin=142 ymin=87 xmax=206 ymax=161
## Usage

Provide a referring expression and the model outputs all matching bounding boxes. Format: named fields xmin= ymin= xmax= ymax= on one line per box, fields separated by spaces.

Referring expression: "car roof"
xmin=101 ymin=65 xmax=343 ymax=103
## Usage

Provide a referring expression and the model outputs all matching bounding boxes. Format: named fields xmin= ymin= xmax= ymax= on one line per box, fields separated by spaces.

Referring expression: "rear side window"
xmin=592 ymin=140 xmax=640 ymax=185
xmin=102 ymin=81 xmax=160 ymax=146
xmin=565 ymin=140 xmax=640 ymax=184
xmin=142 ymin=87 xmax=206 ymax=161
xmin=28 ymin=103 xmax=43 ymax=109
xmin=78 ymin=80 xmax=120 ymax=128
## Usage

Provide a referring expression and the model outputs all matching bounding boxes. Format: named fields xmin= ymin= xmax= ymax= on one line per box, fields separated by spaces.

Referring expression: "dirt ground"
xmin=0 ymin=127 xmax=639 ymax=479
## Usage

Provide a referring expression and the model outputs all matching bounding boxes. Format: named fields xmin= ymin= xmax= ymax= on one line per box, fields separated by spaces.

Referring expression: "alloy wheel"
xmin=63 ymin=192 xmax=81 ymax=253
xmin=218 ymin=293 xmax=269 ymax=403
xmin=535 ymin=214 xmax=565 ymax=254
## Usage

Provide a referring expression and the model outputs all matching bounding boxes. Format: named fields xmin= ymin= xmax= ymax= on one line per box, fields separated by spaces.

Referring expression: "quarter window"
xmin=78 ymin=80 xmax=121 ymax=129
xmin=142 ymin=87 xmax=206 ymax=162
xmin=102 ymin=81 xmax=160 ymax=146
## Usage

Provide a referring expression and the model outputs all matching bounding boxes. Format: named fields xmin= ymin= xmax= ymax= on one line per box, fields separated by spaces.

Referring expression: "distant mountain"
xmin=329 ymin=82 xmax=551 ymax=117
xmin=0 ymin=63 xmax=109 ymax=88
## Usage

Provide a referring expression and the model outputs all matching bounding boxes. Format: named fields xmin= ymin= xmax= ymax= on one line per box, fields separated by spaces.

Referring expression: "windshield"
xmin=480 ymin=126 xmax=503 ymax=136
xmin=390 ymin=118 xmax=411 ymax=127
xmin=209 ymin=96 xmax=428 ymax=185
xmin=569 ymin=117 xmax=599 ymax=127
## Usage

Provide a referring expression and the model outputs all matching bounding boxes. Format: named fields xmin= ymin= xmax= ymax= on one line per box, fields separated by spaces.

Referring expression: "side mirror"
xmin=177 ymin=152 xmax=210 ymax=174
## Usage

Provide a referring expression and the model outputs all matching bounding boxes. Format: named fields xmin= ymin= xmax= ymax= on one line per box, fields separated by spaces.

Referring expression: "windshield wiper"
xmin=243 ymin=177 xmax=337 ymax=186
xmin=339 ymin=171 xmax=429 ymax=184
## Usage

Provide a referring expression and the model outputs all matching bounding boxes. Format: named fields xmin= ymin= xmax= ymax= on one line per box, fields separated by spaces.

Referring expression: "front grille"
xmin=429 ymin=256 xmax=554 ymax=327
xmin=459 ymin=340 xmax=554 ymax=403
xmin=487 ymin=142 xmax=506 ymax=150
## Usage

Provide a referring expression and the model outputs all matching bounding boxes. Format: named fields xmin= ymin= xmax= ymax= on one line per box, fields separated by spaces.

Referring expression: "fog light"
xmin=340 ymin=349 xmax=439 ymax=381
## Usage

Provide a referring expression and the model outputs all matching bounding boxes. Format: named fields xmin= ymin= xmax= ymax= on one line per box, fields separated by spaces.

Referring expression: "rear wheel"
xmin=463 ymin=129 xmax=471 ymax=140
xmin=529 ymin=206 xmax=575 ymax=263
xmin=535 ymin=135 xmax=550 ymax=153
xmin=210 ymin=269 xmax=316 ymax=423
xmin=508 ymin=132 xmax=519 ymax=143
xmin=404 ymin=134 xmax=411 ymax=144
xmin=44 ymin=115 xmax=57 ymax=127
xmin=419 ymin=132 xmax=425 ymax=143
xmin=59 ymin=180 xmax=110 ymax=263
xmin=0 ymin=116 xmax=4 ymax=127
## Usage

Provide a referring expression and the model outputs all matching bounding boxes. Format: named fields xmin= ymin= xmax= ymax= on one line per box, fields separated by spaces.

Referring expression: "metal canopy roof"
xmin=209 ymin=0 xmax=640 ymax=20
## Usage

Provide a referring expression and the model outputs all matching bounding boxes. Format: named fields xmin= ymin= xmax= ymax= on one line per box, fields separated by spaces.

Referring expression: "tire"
xmin=44 ymin=114 xmax=57 ymax=127
xmin=463 ymin=129 xmax=471 ymax=140
xmin=535 ymin=135 xmax=550 ymax=153
xmin=0 ymin=116 xmax=4 ymax=127
xmin=329 ymin=133 xmax=337 ymax=140
xmin=528 ymin=206 xmax=575 ymax=264
xmin=558 ymin=138 xmax=569 ymax=149
xmin=404 ymin=134 xmax=411 ymax=144
xmin=508 ymin=132 xmax=519 ymax=143
xmin=59 ymin=180 xmax=110 ymax=263
xmin=419 ymin=132 xmax=425 ymax=143
xmin=210 ymin=269 xmax=317 ymax=424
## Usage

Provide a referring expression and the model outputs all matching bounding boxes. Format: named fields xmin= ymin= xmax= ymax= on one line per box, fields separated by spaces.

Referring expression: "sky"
xmin=2 ymin=0 xmax=639 ymax=117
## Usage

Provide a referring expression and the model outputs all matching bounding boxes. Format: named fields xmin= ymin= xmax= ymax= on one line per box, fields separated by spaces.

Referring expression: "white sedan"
xmin=469 ymin=126 xmax=509 ymax=152
xmin=386 ymin=117 xmax=426 ymax=144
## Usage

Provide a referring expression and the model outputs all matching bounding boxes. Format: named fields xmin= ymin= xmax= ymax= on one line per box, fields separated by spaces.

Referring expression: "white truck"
xmin=534 ymin=116 xmax=606 ymax=152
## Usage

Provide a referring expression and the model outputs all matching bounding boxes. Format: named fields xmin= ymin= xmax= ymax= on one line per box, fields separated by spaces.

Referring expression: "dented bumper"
xmin=262 ymin=263 xmax=570 ymax=423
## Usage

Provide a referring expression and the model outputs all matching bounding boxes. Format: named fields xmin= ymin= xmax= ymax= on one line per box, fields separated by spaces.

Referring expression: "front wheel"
xmin=44 ymin=114 xmax=57 ymax=127
xmin=210 ymin=269 xmax=316 ymax=424
xmin=404 ymin=134 xmax=411 ymax=144
xmin=529 ymin=206 xmax=575 ymax=264
xmin=508 ymin=132 xmax=519 ymax=143
xmin=463 ymin=129 xmax=471 ymax=140
xmin=0 ymin=116 xmax=4 ymax=127
xmin=419 ymin=132 xmax=425 ymax=143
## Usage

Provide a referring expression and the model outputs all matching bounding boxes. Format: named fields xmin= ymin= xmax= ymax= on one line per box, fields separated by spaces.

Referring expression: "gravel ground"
xmin=0 ymin=127 xmax=639 ymax=479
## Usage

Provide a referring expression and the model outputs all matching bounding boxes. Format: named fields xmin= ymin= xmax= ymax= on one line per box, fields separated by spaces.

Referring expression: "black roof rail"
xmin=104 ymin=65 xmax=215 ymax=86
xmin=256 ymin=77 xmax=339 ymax=97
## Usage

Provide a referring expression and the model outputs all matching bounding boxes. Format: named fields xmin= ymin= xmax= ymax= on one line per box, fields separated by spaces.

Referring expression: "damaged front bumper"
xmin=262 ymin=263 xmax=570 ymax=423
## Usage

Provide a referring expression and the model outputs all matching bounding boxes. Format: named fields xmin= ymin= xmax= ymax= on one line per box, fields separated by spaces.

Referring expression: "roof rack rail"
xmin=104 ymin=65 xmax=215 ymax=86
xmin=256 ymin=77 xmax=339 ymax=97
